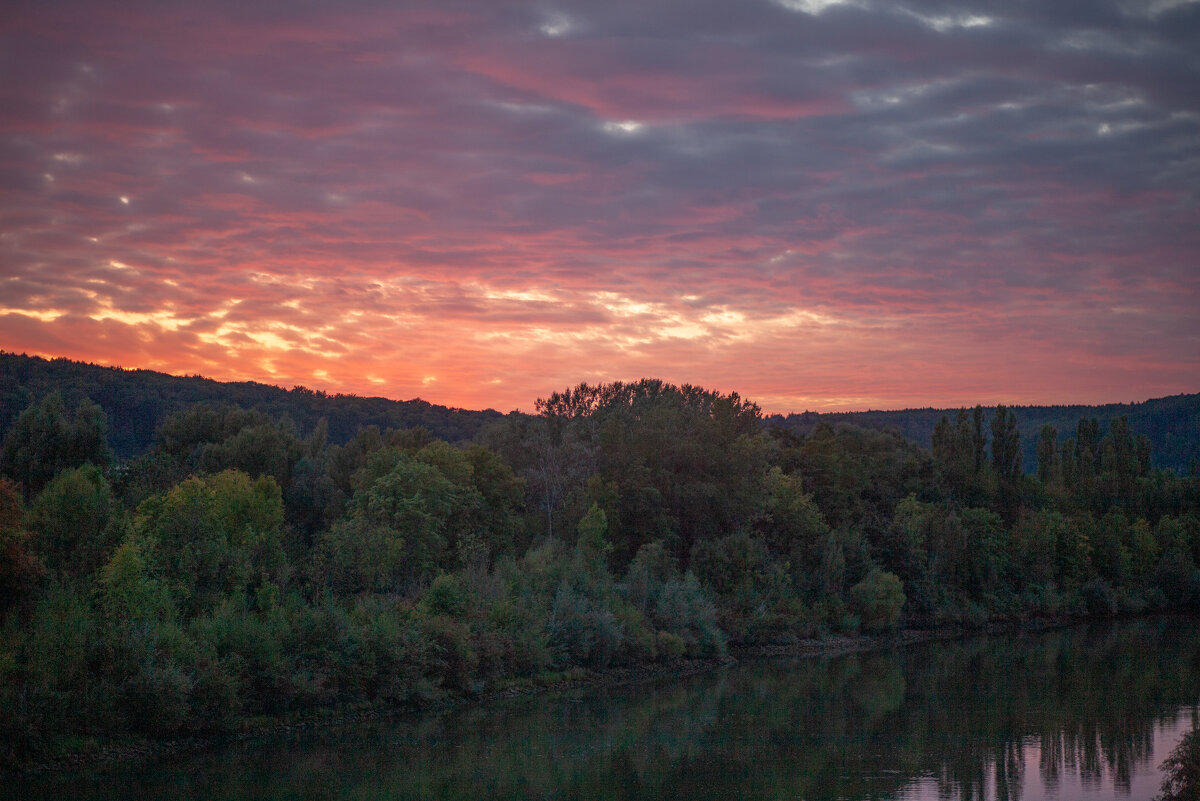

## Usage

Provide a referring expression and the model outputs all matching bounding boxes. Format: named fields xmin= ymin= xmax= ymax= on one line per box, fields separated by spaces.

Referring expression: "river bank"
xmin=11 ymin=614 xmax=1093 ymax=778
xmin=12 ymin=615 xmax=1195 ymax=801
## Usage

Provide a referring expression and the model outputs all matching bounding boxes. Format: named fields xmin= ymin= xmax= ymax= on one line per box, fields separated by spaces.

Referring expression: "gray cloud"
xmin=0 ymin=0 xmax=1196 ymax=410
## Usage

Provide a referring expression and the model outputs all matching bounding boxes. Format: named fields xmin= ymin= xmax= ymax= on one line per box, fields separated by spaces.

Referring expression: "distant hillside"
xmin=766 ymin=394 xmax=1200 ymax=475
xmin=0 ymin=352 xmax=503 ymax=458
xmin=4 ymin=352 xmax=1197 ymax=474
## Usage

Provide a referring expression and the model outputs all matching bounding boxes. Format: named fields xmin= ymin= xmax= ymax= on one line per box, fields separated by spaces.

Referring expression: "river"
xmin=12 ymin=616 xmax=1199 ymax=800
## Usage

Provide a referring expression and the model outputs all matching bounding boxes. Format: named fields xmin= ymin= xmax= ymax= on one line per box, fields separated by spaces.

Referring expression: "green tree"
xmin=94 ymin=541 xmax=173 ymax=626
xmin=26 ymin=464 xmax=121 ymax=580
xmin=0 ymin=478 xmax=43 ymax=621
xmin=990 ymin=406 xmax=1022 ymax=521
xmin=850 ymin=568 xmax=905 ymax=632
xmin=971 ymin=405 xmax=987 ymax=475
xmin=990 ymin=406 xmax=1021 ymax=483
xmin=1 ymin=393 xmax=111 ymax=497
xmin=135 ymin=470 xmax=285 ymax=616
xmin=314 ymin=448 xmax=484 ymax=593
xmin=535 ymin=379 xmax=768 ymax=566
xmin=756 ymin=467 xmax=837 ymax=597
xmin=933 ymin=408 xmax=987 ymax=504
xmin=575 ymin=503 xmax=612 ymax=578
xmin=1036 ymin=425 xmax=1059 ymax=486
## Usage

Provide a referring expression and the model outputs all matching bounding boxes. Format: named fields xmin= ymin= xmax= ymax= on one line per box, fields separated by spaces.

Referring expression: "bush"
xmin=349 ymin=599 xmax=432 ymax=704
xmin=419 ymin=613 xmax=478 ymax=693
xmin=423 ymin=573 xmax=470 ymax=618
xmin=21 ymin=585 xmax=97 ymax=729
xmin=189 ymin=654 xmax=242 ymax=732
xmin=1157 ymin=725 xmax=1200 ymax=801
xmin=123 ymin=657 xmax=194 ymax=736
xmin=651 ymin=573 xmax=725 ymax=657
xmin=1081 ymin=577 xmax=1118 ymax=617
xmin=610 ymin=598 xmax=657 ymax=662
xmin=1154 ymin=550 xmax=1200 ymax=608
xmin=850 ymin=569 xmax=906 ymax=633
xmin=547 ymin=582 xmax=622 ymax=669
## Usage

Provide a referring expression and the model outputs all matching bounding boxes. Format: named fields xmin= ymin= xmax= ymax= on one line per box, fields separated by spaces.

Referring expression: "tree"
xmin=756 ymin=467 xmax=836 ymax=597
xmin=934 ymin=408 xmax=989 ymax=505
xmin=1 ymin=393 xmax=111 ymax=497
xmin=575 ymin=503 xmax=612 ymax=577
xmin=314 ymin=447 xmax=492 ymax=592
xmin=1156 ymin=724 xmax=1200 ymax=801
xmin=0 ymin=478 xmax=43 ymax=620
xmin=150 ymin=402 xmax=303 ymax=491
xmin=972 ymin=405 xmax=988 ymax=475
xmin=1076 ymin=418 xmax=1101 ymax=486
xmin=26 ymin=464 xmax=120 ymax=580
xmin=534 ymin=379 xmax=768 ymax=567
xmin=1036 ymin=425 xmax=1059 ymax=486
xmin=850 ymin=568 xmax=905 ymax=632
xmin=991 ymin=406 xmax=1022 ymax=521
xmin=94 ymin=541 xmax=172 ymax=627
xmin=135 ymin=470 xmax=285 ymax=616
xmin=991 ymin=406 xmax=1021 ymax=482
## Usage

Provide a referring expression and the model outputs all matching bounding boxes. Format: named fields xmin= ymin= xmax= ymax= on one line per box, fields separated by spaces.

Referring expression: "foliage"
xmin=26 ymin=465 xmax=121 ymax=580
xmin=134 ymin=470 xmax=285 ymax=617
xmin=0 ymin=479 xmax=43 ymax=621
xmin=1156 ymin=724 xmax=1200 ymax=801
xmin=0 ymin=372 xmax=1198 ymax=769
xmin=849 ymin=569 xmax=906 ymax=632
xmin=0 ymin=392 xmax=111 ymax=497
xmin=0 ymin=352 xmax=502 ymax=459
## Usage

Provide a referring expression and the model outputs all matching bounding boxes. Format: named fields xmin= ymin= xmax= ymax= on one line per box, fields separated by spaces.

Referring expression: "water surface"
xmin=14 ymin=617 xmax=1199 ymax=800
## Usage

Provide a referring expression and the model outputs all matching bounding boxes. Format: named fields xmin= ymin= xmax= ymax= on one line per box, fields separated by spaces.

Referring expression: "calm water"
xmin=13 ymin=617 xmax=1200 ymax=800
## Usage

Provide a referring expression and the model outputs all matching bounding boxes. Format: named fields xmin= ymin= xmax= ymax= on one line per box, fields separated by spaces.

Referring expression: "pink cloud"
xmin=1 ymin=0 xmax=1197 ymax=414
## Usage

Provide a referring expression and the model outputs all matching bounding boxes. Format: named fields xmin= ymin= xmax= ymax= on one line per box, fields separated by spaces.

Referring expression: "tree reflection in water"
xmin=12 ymin=616 xmax=1200 ymax=801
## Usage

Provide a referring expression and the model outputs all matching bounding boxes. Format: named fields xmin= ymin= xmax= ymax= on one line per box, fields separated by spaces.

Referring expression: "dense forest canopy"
xmin=3 ymin=352 xmax=1197 ymax=472
xmin=0 ymin=353 xmax=502 ymax=458
xmin=1 ymin=357 xmax=1198 ymax=771
xmin=768 ymin=393 xmax=1200 ymax=475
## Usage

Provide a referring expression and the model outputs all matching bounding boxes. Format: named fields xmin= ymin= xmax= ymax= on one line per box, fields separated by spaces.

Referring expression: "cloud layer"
xmin=2 ymin=0 xmax=1197 ymax=412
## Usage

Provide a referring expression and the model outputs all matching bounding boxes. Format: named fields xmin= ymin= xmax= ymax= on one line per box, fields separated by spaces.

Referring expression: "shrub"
xmin=547 ymin=582 xmax=622 ymax=669
xmin=123 ymin=658 xmax=193 ymax=736
xmin=651 ymin=572 xmax=725 ymax=656
xmin=1081 ymin=577 xmax=1118 ymax=617
xmin=1156 ymin=725 xmax=1200 ymax=801
xmin=189 ymin=653 xmax=242 ymax=732
xmin=610 ymin=598 xmax=657 ymax=662
xmin=423 ymin=573 xmax=471 ymax=618
xmin=1154 ymin=550 xmax=1200 ymax=608
xmin=419 ymin=613 xmax=477 ymax=693
xmin=850 ymin=568 xmax=906 ymax=633
xmin=656 ymin=631 xmax=686 ymax=660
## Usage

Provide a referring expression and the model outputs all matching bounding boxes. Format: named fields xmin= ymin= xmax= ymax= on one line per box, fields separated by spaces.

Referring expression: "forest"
xmin=1 ymin=371 xmax=1198 ymax=770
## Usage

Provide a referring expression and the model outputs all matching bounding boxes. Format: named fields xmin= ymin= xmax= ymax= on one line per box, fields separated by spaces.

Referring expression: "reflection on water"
xmin=12 ymin=616 xmax=1200 ymax=800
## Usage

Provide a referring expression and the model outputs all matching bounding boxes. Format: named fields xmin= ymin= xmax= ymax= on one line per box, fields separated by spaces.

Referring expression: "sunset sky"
xmin=1 ymin=0 xmax=1198 ymax=413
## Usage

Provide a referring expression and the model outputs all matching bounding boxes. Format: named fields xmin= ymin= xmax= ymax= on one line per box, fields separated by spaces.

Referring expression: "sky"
xmin=1 ymin=0 xmax=1198 ymax=414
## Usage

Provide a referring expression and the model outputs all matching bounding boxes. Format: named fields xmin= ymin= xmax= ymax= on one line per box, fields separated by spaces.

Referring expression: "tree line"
xmin=769 ymin=392 xmax=1200 ymax=475
xmin=1 ymin=378 xmax=1198 ymax=769
xmin=0 ymin=352 xmax=501 ymax=458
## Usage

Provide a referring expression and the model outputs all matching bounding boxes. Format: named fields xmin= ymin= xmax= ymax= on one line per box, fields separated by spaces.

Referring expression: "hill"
xmin=766 ymin=395 xmax=1200 ymax=474
xmin=2 ymin=352 xmax=1196 ymax=473
xmin=0 ymin=352 xmax=502 ymax=458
